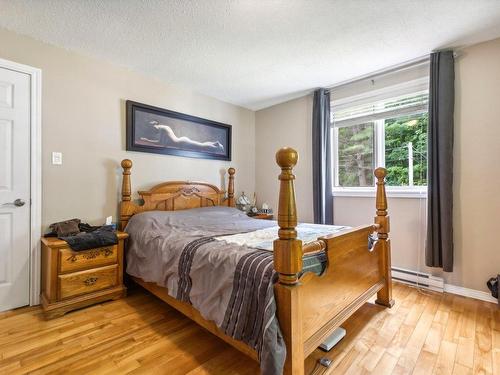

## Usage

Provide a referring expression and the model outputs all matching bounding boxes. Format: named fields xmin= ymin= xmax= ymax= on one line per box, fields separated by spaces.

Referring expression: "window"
xmin=332 ymin=79 xmax=428 ymax=197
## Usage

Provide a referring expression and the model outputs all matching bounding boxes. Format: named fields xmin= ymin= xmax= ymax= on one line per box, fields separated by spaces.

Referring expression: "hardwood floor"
xmin=0 ymin=282 xmax=498 ymax=374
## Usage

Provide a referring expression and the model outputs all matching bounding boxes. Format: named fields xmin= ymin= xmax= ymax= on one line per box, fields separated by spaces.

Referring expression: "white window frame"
xmin=331 ymin=78 xmax=428 ymax=199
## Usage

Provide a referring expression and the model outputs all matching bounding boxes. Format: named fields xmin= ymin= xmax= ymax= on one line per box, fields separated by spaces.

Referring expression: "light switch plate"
xmin=52 ymin=152 xmax=62 ymax=165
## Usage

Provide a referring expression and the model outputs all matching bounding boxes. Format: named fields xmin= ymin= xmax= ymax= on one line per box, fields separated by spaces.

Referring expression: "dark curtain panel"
xmin=426 ymin=51 xmax=455 ymax=272
xmin=312 ymin=88 xmax=333 ymax=224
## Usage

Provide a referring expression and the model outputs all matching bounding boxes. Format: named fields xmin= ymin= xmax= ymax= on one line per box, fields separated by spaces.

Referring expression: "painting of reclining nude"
xmin=126 ymin=100 xmax=231 ymax=161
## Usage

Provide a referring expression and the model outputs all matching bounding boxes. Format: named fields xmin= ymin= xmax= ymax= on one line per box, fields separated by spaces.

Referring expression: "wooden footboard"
xmin=273 ymin=147 xmax=393 ymax=375
xmin=301 ymin=225 xmax=385 ymax=355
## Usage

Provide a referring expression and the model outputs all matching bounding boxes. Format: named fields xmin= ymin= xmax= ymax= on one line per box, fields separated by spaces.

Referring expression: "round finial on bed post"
xmin=374 ymin=167 xmax=386 ymax=179
xmin=227 ymin=167 xmax=236 ymax=207
xmin=276 ymin=147 xmax=298 ymax=170
xmin=121 ymin=159 xmax=132 ymax=202
xmin=274 ymin=147 xmax=302 ymax=285
xmin=121 ymin=159 xmax=133 ymax=170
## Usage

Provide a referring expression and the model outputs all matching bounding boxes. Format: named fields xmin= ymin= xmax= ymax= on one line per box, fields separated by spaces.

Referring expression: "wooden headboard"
xmin=119 ymin=159 xmax=235 ymax=229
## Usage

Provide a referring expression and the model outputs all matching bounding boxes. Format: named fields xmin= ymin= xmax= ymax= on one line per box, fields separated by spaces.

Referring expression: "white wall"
xmin=255 ymin=37 xmax=500 ymax=293
xmin=0 ymin=28 xmax=256 ymax=228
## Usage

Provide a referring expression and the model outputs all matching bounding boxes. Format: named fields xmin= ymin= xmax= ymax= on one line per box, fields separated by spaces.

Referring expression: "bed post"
xmin=227 ymin=167 xmax=235 ymax=207
xmin=374 ymin=167 xmax=395 ymax=308
xmin=120 ymin=159 xmax=134 ymax=230
xmin=273 ymin=147 xmax=304 ymax=375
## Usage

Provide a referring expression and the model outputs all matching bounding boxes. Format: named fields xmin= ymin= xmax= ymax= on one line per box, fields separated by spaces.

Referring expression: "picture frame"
xmin=126 ymin=100 xmax=232 ymax=161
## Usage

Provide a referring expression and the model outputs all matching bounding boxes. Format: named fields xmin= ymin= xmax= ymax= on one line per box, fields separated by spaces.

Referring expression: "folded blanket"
xmin=214 ymin=223 xmax=348 ymax=251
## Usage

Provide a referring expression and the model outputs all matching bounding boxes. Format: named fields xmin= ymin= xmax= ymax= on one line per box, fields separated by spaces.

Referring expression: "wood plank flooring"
xmin=0 ymin=282 xmax=498 ymax=374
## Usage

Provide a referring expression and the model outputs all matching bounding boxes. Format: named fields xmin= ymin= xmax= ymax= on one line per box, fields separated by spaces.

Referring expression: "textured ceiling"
xmin=1 ymin=1 xmax=500 ymax=110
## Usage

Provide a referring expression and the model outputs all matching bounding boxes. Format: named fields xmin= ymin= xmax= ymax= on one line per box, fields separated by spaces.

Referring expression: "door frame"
xmin=0 ymin=57 xmax=42 ymax=306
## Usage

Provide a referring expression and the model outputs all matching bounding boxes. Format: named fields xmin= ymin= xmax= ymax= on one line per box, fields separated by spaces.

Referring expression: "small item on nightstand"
xmin=260 ymin=202 xmax=273 ymax=214
xmin=236 ymin=191 xmax=252 ymax=212
xmin=246 ymin=200 xmax=273 ymax=219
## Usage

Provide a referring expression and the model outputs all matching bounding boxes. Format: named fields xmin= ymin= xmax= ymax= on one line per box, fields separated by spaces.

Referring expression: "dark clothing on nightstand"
xmin=59 ymin=225 xmax=118 ymax=251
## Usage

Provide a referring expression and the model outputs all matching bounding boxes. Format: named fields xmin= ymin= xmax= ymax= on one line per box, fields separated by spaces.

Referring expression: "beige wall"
xmin=0 ymin=28 xmax=256 ymax=228
xmin=334 ymin=197 xmax=429 ymax=274
xmin=451 ymin=37 xmax=500 ymax=290
xmin=255 ymin=37 xmax=500 ymax=292
xmin=255 ymin=95 xmax=314 ymax=223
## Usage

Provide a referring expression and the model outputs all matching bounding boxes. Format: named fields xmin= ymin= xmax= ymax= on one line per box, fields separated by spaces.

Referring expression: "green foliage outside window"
xmin=385 ymin=113 xmax=427 ymax=186
xmin=336 ymin=113 xmax=428 ymax=187
xmin=338 ymin=123 xmax=374 ymax=187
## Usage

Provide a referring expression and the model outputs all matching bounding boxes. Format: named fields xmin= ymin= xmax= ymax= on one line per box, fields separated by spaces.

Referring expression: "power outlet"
xmin=52 ymin=152 xmax=63 ymax=165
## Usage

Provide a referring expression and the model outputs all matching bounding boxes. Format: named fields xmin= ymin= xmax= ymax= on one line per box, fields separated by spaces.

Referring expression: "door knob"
xmin=2 ymin=199 xmax=26 ymax=207
xmin=2 ymin=198 xmax=26 ymax=207
xmin=13 ymin=199 xmax=25 ymax=207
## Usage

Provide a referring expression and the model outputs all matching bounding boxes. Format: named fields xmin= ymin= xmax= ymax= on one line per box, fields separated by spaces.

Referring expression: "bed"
xmin=119 ymin=147 xmax=394 ymax=375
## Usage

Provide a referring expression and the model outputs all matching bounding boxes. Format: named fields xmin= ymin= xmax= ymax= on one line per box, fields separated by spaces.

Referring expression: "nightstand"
xmin=41 ymin=231 xmax=128 ymax=319
xmin=250 ymin=213 xmax=274 ymax=220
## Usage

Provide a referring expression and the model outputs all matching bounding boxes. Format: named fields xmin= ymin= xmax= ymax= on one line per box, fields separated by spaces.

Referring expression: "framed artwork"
xmin=126 ymin=100 xmax=232 ymax=161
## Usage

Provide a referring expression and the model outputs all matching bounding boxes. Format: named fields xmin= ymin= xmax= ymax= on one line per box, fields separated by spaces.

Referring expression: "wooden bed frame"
xmin=119 ymin=147 xmax=394 ymax=375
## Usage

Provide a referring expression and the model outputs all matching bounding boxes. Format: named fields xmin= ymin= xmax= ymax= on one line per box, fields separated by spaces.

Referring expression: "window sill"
xmin=332 ymin=188 xmax=427 ymax=199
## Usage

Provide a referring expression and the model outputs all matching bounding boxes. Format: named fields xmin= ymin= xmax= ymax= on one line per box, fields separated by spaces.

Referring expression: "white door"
xmin=0 ymin=67 xmax=31 ymax=312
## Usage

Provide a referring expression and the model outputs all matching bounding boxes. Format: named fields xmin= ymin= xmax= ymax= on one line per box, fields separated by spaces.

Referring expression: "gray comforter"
xmin=125 ymin=206 xmax=345 ymax=374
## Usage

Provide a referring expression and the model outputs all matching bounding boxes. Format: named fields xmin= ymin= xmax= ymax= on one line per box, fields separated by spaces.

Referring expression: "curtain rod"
xmin=326 ymin=54 xmax=431 ymax=91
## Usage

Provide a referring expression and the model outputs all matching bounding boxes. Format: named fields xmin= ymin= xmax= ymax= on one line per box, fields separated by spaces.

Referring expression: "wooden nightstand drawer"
xmin=59 ymin=245 xmax=118 ymax=274
xmin=58 ymin=264 xmax=118 ymax=300
xmin=41 ymin=231 xmax=128 ymax=318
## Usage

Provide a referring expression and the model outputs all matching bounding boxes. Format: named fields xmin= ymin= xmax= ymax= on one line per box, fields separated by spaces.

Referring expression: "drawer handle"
xmin=103 ymin=248 xmax=113 ymax=257
xmin=84 ymin=277 xmax=98 ymax=286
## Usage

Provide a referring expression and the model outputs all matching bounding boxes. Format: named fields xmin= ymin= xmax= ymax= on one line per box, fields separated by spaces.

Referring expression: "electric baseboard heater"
xmin=319 ymin=327 xmax=346 ymax=351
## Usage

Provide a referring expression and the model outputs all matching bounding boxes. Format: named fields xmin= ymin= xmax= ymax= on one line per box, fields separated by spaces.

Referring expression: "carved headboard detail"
xmin=120 ymin=159 xmax=236 ymax=229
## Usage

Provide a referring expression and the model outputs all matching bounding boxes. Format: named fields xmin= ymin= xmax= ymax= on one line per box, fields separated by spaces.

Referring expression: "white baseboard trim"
xmin=391 ymin=267 xmax=444 ymax=293
xmin=443 ymin=283 xmax=498 ymax=304
xmin=391 ymin=267 xmax=498 ymax=304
